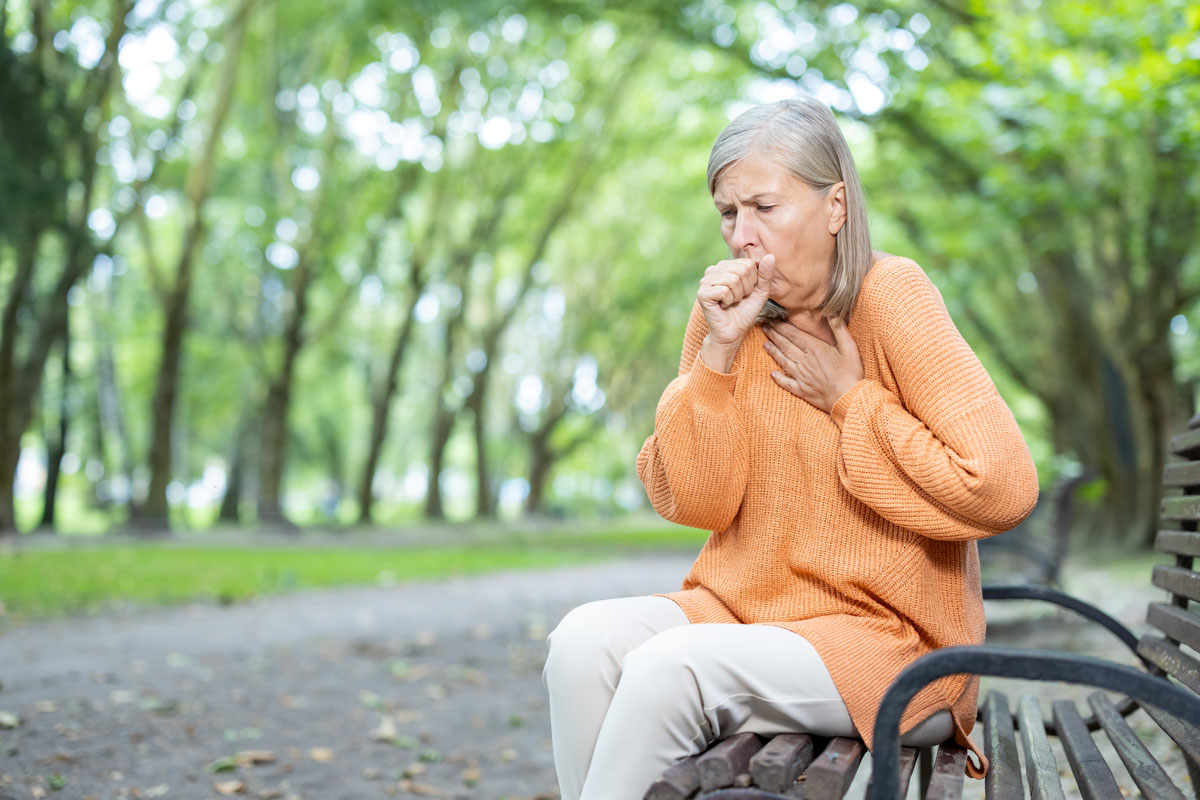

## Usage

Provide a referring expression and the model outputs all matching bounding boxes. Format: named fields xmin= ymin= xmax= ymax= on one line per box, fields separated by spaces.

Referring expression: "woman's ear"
xmin=827 ymin=182 xmax=847 ymax=235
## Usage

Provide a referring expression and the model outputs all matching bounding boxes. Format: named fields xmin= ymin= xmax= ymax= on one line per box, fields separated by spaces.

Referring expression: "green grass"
xmin=0 ymin=523 xmax=709 ymax=621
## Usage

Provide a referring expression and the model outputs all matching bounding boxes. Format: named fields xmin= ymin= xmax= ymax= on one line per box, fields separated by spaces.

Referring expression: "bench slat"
xmin=748 ymin=734 xmax=815 ymax=793
xmin=865 ymin=746 xmax=918 ymax=798
xmin=1051 ymin=700 xmax=1122 ymax=800
xmin=803 ymin=737 xmax=863 ymax=800
xmin=645 ymin=756 xmax=701 ymax=800
xmin=1146 ymin=602 xmax=1200 ymax=652
xmin=1155 ymin=530 xmax=1200 ymax=557
xmin=1161 ymin=495 xmax=1200 ymax=523
xmin=1088 ymin=691 xmax=1187 ymax=800
xmin=1138 ymin=635 xmax=1200 ymax=694
xmin=1170 ymin=427 xmax=1200 ymax=458
xmin=1139 ymin=701 xmax=1200 ymax=765
xmin=1151 ymin=564 xmax=1200 ymax=604
xmin=923 ymin=743 xmax=966 ymax=800
xmin=1016 ymin=696 xmax=1066 ymax=800
xmin=1163 ymin=462 xmax=1200 ymax=489
xmin=983 ymin=691 xmax=1025 ymax=799
xmin=698 ymin=733 xmax=764 ymax=792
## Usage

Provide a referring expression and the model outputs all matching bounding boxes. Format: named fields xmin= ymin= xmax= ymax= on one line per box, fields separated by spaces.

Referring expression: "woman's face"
xmin=712 ymin=152 xmax=845 ymax=313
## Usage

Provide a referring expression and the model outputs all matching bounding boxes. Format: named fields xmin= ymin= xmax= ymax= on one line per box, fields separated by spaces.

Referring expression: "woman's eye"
xmin=757 ymin=205 xmax=774 ymax=213
xmin=720 ymin=209 xmax=736 ymax=219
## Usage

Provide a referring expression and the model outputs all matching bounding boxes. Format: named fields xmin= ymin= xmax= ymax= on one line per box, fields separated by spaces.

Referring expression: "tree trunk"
xmin=318 ymin=413 xmax=344 ymax=522
xmin=357 ymin=295 xmax=419 ymax=522
xmin=255 ymin=106 xmax=340 ymax=527
xmin=218 ymin=408 xmax=252 ymax=523
xmin=0 ymin=236 xmax=38 ymax=534
xmin=130 ymin=0 xmax=256 ymax=531
xmin=524 ymin=426 xmax=554 ymax=516
xmin=257 ymin=258 xmax=313 ymax=526
xmin=92 ymin=282 xmax=134 ymax=506
xmin=423 ymin=406 xmax=456 ymax=520
xmin=135 ymin=273 xmax=190 ymax=529
xmin=468 ymin=367 xmax=494 ymax=519
xmin=39 ymin=326 xmax=70 ymax=531
xmin=257 ymin=375 xmax=294 ymax=526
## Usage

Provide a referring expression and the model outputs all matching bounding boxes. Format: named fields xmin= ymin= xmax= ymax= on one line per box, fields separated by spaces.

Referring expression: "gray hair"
xmin=707 ymin=97 xmax=872 ymax=321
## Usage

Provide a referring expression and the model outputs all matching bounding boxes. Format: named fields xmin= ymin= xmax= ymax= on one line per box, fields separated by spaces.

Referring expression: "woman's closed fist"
xmin=698 ymin=254 xmax=776 ymax=348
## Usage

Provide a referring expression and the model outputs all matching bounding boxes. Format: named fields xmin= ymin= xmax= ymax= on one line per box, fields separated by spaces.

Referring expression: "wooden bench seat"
xmin=643 ymin=413 xmax=1200 ymax=799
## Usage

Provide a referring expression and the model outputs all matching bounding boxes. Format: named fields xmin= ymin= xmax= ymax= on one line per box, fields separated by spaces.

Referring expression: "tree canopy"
xmin=1 ymin=0 xmax=1196 ymax=540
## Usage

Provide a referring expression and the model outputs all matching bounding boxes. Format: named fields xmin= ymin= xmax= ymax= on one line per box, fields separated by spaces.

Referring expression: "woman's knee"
xmin=617 ymin=627 xmax=707 ymax=709
xmin=543 ymin=597 xmax=681 ymax=688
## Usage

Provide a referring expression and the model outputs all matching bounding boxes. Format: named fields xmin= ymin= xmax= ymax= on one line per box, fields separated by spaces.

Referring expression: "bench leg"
xmin=918 ymin=746 xmax=934 ymax=797
xmin=1186 ymin=752 xmax=1200 ymax=796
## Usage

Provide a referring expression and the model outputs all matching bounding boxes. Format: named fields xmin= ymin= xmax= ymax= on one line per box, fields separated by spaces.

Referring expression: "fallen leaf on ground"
xmin=35 ymin=701 xmax=57 ymax=713
xmin=235 ymin=750 xmax=276 ymax=766
xmin=308 ymin=747 xmax=334 ymax=763
xmin=31 ymin=787 xmax=47 ymax=799
xmin=215 ymin=779 xmax=246 ymax=795
xmin=208 ymin=756 xmax=238 ymax=773
xmin=144 ymin=786 xmax=169 ymax=798
xmin=0 ymin=712 xmax=19 ymax=729
xmin=370 ymin=716 xmax=397 ymax=742
xmin=396 ymin=780 xmax=452 ymax=797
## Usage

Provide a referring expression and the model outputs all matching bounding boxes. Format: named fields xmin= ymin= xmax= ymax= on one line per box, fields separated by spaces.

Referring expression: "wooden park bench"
xmin=643 ymin=414 xmax=1200 ymax=800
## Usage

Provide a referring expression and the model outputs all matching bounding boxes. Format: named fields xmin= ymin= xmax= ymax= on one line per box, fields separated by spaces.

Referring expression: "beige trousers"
xmin=543 ymin=595 xmax=952 ymax=800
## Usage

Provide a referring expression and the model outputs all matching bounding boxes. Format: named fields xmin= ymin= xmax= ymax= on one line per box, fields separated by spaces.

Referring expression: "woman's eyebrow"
xmin=714 ymin=193 xmax=779 ymax=207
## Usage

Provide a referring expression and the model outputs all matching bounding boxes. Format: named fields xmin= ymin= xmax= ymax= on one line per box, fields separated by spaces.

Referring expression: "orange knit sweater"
xmin=636 ymin=255 xmax=1039 ymax=778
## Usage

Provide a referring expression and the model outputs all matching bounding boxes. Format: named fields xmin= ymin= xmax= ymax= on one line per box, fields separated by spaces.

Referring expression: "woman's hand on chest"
xmin=762 ymin=317 xmax=864 ymax=414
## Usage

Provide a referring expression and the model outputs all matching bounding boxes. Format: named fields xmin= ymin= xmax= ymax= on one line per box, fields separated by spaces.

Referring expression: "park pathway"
xmin=0 ymin=555 xmax=693 ymax=800
xmin=0 ymin=553 xmax=1170 ymax=800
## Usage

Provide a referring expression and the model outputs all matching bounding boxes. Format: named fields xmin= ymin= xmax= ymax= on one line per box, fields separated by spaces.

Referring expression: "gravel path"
xmin=0 ymin=556 xmax=693 ymax=800
xmin=0 ymin=553 xmax=1178 ymax=800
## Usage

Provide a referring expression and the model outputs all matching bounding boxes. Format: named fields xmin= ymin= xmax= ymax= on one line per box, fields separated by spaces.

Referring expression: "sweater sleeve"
xmin=831 ymin=261 xmax=1039 ymax=541
xmin=635 ymin=302 xmax=750 ymax=531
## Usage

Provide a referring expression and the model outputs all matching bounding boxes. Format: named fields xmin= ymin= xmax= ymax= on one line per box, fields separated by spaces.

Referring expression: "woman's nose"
xmin=732 ymin=214 xmax=760 ymax=254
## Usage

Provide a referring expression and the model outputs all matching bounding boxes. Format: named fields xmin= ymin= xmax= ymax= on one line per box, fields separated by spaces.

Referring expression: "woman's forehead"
xmin=713 ymin=154 xmax=806 ymax=200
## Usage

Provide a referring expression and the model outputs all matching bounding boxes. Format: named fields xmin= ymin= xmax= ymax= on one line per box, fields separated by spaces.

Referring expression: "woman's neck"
xmin=783 ymin=307 xmax=836 ymax=345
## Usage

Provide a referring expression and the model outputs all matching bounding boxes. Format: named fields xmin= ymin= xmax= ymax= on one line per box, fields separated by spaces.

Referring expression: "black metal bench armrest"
xmin=870 ymin=645 xmax=1200 ymax=800
xmin=982 ymin=584 xmax=1144 ymax=661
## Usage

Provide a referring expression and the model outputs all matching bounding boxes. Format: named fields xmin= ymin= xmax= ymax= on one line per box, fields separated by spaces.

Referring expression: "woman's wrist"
xmin=700 ymin=334 xmax=741 ymax=374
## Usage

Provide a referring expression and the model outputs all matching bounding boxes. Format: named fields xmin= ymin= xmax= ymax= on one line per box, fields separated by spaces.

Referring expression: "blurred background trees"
xmin=1 ymin=0 xmax=1196 ymax=542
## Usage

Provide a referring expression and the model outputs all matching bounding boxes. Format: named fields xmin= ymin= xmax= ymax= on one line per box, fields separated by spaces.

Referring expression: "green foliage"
xmin=2 ymin=0 xmax=1197 ymax=540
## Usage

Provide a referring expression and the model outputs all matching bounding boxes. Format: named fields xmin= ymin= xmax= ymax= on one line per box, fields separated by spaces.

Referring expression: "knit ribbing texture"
xmin=635 ymin=256 xmax=1039 ymax=779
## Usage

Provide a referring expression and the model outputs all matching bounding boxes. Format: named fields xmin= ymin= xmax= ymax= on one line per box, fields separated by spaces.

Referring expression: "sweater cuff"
xmin=685 ymin=351 xmax=739 ymax=407
xmin=830 ymin=378 xmax=874 ymax=428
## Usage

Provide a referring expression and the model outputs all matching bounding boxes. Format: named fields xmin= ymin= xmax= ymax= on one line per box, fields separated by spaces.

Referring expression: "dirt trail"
xmin=0 ymin=556 xmax=693 ymax=800
xmin=0 ymin=554 xmax=1176 ymax=800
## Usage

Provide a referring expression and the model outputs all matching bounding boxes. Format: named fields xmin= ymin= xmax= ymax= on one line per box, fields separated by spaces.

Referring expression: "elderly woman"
xmin=542 ymin=96 xmax=1039 ymax=800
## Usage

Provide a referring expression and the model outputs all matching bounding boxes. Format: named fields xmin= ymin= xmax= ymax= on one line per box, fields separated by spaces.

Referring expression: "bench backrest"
xmin=1143 ymin=413 xmax=1200 ymax=693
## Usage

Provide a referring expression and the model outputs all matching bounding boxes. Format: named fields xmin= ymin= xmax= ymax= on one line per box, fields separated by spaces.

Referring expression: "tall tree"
xmin=132 ymin=0 xmax=260 ymax=530
xmin=0 ymin=0 xmax=129 ymax=533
